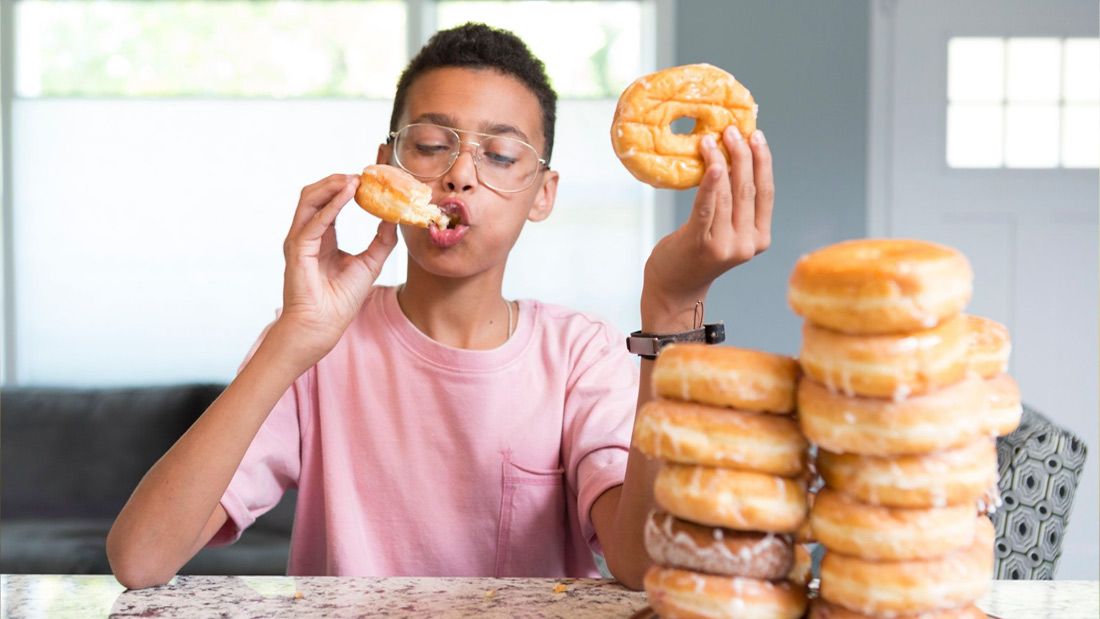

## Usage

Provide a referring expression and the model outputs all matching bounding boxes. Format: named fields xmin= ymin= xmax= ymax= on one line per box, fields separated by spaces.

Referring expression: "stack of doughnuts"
xmin=635 ymin=344 xmax=809 ymax=618
xmin=788 ymin=238 xmax=1021 ymax=618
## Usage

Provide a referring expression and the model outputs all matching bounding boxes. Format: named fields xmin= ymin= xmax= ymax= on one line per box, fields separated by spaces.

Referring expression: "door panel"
xmin=871 ymin=0 xmax=1099 ymax=578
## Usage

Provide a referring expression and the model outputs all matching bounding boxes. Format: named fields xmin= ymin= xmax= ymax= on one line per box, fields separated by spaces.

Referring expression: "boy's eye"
xmin=484 ymin=150 xmax=518 ymax=167
xmin=415 ymin=143 xmax=451 ymax=155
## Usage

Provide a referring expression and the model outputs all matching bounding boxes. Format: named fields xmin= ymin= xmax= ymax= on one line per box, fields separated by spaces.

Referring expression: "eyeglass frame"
xmin=385 ymin=122 xmax=550 ymax=193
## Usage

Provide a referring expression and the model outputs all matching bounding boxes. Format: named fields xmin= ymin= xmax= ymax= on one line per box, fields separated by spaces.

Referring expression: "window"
xmin=946 ymin=37 xmax=1099 ymax=168
xmin=16 ymin=0 xmax=406 ymax=98
xmin=436 ymin=1 xmax=642 ymax=98
xmin=5 ymin=0 xmax=656 ymax=385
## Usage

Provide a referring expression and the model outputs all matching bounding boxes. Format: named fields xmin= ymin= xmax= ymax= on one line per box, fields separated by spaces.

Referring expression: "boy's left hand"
xmin=641 ymin=126 xmax=774 ymax=331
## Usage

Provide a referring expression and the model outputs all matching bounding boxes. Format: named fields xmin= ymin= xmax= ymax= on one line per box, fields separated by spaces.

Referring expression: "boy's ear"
xmin=527 ymin=169 xmax=559 ymax=223
xmin=376 ymin=144 xmax=391 ymax=165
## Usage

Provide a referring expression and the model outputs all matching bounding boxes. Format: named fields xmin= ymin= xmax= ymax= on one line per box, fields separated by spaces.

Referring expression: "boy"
xmin=107 ymin=23 xmax=773 ymax=591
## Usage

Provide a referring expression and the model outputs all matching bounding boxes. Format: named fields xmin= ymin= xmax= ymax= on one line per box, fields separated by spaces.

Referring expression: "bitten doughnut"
xmin=965 ymin=314 xmax=1011 ymax=378
xmin=983 ymin=373 xmax=1022 ymax=437
xmin=655 ymin=464 xmax=807 ymax=533
xmin=810 ymin=601 xmax=987 ymax=619
xmin=819 ymin=516 xmax=994 ymax=616
xmin=798 ymin=374 xmax=989 ymax=456
xmin=799 ymin=316 xmax=970 ymax=400
xmin=354 ymin=164 xmax=449 ymax=228
xmin=643 ymin=510 xmax=794 ymax=579
xmin=611 ymin=63 xmax=757 ymax=189
xmin=810 ymin=489 xmax=976 ymax=560
xmin=635 ymin=399 xmax=808 ymax=477
xmin=787 ymin=238 xmax=973 ymax=335
xmin=817 ymin=439 xmax=997 ymax=508
xmin=645 ymin=566 xmax=807 ymax=619
xmin=653 ymin=344 xmax=800 ymax=414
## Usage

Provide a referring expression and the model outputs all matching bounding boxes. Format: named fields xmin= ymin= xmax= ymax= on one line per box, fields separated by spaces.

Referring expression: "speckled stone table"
xmin=1 ymin=575 xmax=1097 ymax=618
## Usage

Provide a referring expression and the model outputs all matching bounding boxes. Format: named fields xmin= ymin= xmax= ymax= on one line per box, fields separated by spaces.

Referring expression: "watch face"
xmin=627 ymin=334 xmax=662 ymax=357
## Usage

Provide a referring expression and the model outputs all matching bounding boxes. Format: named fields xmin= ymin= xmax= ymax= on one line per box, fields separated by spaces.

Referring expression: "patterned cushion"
xmin=993 ymin=404 xmax=1088 ymax=579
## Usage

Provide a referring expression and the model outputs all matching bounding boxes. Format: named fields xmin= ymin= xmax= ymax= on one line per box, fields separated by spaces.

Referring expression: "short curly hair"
xmin=389 ymin=22 xmax=558 ymax=164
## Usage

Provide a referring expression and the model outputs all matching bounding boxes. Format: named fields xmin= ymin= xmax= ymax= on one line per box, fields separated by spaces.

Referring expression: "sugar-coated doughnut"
xmin=354 ymin=164 xmax=449 ymax=228
xmin=655 ymin=464 xmax=807 ymax=534
xmin=819 ymin=516 xmax=994 ymax=616
xmin=787 ymin=238 xmax=973 ymax=335
xmin=645 ymin=566 xmax=807 ymax=619
xmin=816 ymin=439 xmax=998 ymax=508
xmin=809 ymin=600 xmax=987 ymax=619
xmin=635 ymin=398 xmax=808 ymax=477
xmin=965 ymin=314 xmax=1011 ymax=379
xmin=644 ymin=510 xmax=794 ymax=579
xmin=798 ymin=374 xmax=989 ymax=456
xmin=799 ymin=316 xmax=970 ymax=400
xmin=611 ymin=63 xmax=757 ymax=189
xmin=653 ymin=344 xmax=800 ymax=414
xmin=983 ymin=373 xmax=1022 ymax=437
xmin=810 ymin=489 xmax=976 ymax=561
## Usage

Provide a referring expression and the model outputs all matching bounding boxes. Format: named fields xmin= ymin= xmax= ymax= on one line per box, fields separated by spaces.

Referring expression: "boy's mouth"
xmin=428 ymin=198 xmax=470 ymax=248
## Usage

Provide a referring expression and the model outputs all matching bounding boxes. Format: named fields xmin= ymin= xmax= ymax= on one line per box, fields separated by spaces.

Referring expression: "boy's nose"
xmin=444 ymin=148 xmax=477 ymax=192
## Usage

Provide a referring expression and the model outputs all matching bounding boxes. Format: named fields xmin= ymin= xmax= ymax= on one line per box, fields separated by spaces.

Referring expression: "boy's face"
xmin=378 ymin=66 xmax=558 ymax=282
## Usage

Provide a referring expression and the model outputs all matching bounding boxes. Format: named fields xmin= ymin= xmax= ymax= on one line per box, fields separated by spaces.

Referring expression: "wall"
xmin=672 ymin=1 xmax=870 ymax=354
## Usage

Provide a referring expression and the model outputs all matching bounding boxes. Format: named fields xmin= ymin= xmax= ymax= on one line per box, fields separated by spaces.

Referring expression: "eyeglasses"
xmin=387 ymin=123 xmax=549 ymax=193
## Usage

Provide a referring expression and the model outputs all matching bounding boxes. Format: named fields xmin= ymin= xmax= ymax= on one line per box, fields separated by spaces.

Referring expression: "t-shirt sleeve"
xmin=560 ymin=320 xmax=639 ymax=555
xmin=207 ymin=318 xmax=307 ymax=547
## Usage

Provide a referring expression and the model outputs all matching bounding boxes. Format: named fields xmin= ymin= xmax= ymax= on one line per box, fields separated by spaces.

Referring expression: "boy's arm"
xmin=106 ymin=327 xmax=313 ymax=589
xmin=591 ymin=126 xmax=774 ymax=590
xmin=107 ymin=175 xmax=398 ymax=590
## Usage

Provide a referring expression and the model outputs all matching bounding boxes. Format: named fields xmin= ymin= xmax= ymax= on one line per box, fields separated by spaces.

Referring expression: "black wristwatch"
xmin=626 ymin=322 xmax=726 ymax=360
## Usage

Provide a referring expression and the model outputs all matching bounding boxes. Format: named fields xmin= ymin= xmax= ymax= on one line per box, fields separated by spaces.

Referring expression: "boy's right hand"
xmin=276 ymin=173 xmax=399 ymax=367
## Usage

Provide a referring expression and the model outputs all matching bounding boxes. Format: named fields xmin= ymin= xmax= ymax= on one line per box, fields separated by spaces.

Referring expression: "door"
xmin=869 ymin=0 xmax=1098 ymax=579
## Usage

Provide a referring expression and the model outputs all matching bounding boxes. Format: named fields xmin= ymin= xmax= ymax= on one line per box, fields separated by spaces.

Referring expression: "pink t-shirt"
xmin=209 ymin=285 xmax=639 ymax=577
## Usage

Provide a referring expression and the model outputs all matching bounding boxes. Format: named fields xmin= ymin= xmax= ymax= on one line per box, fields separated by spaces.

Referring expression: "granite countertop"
xmin=1 ymin=575 xmax=1097 ymax=619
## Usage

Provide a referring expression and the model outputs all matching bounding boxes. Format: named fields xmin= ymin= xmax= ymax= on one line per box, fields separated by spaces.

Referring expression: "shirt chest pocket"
xmin=495 ymin=454 xmax=567 ymax=577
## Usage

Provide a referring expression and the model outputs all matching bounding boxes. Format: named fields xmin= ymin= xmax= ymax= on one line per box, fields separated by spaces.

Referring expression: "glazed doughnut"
xmin=634 ymin=399 xmax=808 ymax=477
xmin=645 ymin=566 xmax=807 ymax=619
xmin=654 ymin=464 xmax=807 ymax=533
xmin=983 ymin=373 xmax=1022 ymax=437
xmin=354 ymin=164 xmax=449 ymax=228
xmin=798 ymin=374 xmax=989 ymax=456
xmin=799 ymin=316 xmax=970 ymax=400
xmin=810 ymin=489 xmax=976 ymax=561
xmin=787 ymin=238 xmax=973 ymax=335
xmin=643 ymin=510 xmax=794 ymax=579
xmin=816 ymin=439 xmax=997 ymax=508
xmin=653 ymin=344 xmax=800 ymax=414
xmin=787 ymin=544 xmax=813 ymax=586
xmin=809 ymin=600 xmax=987 ymax=619
xmin=611 ymin=63 xmax=757 ymax=189
xmin=794 ymin=516 xmax=816 ymax=544
xmin=819 ymin=516 xmax=994 ymax=615
xmin=965 ymin=314 xmax=1011 ymax=379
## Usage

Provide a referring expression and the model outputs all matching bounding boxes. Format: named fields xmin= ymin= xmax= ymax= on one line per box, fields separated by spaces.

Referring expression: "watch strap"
xmin=626 ymin=322 xmax=726 ymax=360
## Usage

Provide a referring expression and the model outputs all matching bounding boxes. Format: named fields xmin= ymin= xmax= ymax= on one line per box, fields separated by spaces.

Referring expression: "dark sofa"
xmin=1 ymin=384 xmax=294 ymax=575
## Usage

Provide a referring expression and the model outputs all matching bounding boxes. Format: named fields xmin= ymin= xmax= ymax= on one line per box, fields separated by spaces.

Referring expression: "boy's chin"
xmin=406 ymin=245 xmax=498 ymax=281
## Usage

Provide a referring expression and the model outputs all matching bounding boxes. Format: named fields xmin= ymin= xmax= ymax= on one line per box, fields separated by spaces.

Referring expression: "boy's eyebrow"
xmin=411 ymin=113 xmax=532 ymax=144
